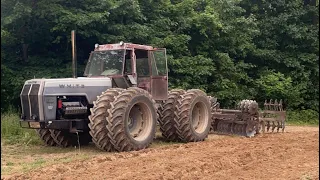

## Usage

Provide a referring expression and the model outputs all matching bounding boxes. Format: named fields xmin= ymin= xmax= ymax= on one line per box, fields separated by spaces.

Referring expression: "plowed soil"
xmin=1 ymin=126 xmax=319 ymax=180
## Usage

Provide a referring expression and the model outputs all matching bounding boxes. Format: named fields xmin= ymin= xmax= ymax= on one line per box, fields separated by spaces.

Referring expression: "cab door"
xmin=150 ymin=49 xmax=168 ymax=100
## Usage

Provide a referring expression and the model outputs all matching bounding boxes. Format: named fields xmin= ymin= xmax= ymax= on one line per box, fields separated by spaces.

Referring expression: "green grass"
xmin=286 ymin=110 xmax=319 ymax=125
xmin=1 ymin=144 xmax=103 ymax=175
xmin=21 ymin=158 xmax=46 ymax=171
xmin=1 ymin=111 xmax=42 ymax=145
xmin=300 ymin=173 xmax=313 ymax=180
xmin=6 ymin=162 xmax=14 ymax=166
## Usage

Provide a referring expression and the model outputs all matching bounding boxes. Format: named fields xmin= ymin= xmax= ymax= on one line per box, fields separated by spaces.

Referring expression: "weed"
xmin=21 ymin=158 xmax=47 ymax=172
xmin=1 ymin=111 xmax=42 ymax=145
xmin=300 ymin=173 xmax=313 ymax=180
xmin=6 ymin=162 xmax=14 ymax=166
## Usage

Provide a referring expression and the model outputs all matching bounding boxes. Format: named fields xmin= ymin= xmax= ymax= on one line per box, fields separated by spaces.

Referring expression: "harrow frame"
xmin=259 ymin=99 xmax=286 ymax=133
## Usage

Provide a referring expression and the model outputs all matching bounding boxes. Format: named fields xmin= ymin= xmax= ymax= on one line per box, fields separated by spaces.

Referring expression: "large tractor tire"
xmin=50 ymin=130 xmax=74 ymax=147
xmin=158 ymin=89 xmax=186 ymax=141
xmin=176 ymin=89 xmax=212 ymax=142
xmin=36 ymin=129 xmax=56 ymax=146
xmin=88 ymin=88 xmax=124 ymax=151
xmin=106 ymin=87 xmax=157 ymax=152
xmin=49 ymin=130 xmax=91 ymax=147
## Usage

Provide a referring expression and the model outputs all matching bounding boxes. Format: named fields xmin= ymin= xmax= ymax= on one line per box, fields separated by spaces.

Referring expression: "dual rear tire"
xmin=159 ymin=89 xmax=212 ymax=142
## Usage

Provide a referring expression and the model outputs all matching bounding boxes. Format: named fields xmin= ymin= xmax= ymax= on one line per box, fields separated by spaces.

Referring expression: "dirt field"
xmin=1 ymin=125 xmax=319 ymax=180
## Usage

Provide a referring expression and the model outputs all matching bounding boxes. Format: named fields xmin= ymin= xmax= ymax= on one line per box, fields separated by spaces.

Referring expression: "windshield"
xmin=84 ymin=50 xmax=125 ymax=76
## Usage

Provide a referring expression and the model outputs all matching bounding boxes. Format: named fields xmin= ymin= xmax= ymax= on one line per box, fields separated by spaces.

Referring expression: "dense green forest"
xmin=1 ymin=0 xmax=319 ymax=115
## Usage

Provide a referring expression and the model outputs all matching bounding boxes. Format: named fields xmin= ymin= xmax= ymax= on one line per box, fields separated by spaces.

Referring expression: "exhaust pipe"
xmin=71 ymin=30 xmax=77 ymax=78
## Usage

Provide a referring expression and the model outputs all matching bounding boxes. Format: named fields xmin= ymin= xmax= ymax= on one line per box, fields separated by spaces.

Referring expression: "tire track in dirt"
xmin=3 ymin=126 xmax=319 ymax=180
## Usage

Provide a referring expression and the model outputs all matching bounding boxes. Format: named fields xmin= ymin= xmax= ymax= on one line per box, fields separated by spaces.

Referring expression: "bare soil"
xmin=1 ymin=125 xmax=319 ymax=180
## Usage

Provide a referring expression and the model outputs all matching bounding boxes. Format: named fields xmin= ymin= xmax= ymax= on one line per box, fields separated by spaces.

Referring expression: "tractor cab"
xmin=84 ymin=42 xmax=168 ymax=100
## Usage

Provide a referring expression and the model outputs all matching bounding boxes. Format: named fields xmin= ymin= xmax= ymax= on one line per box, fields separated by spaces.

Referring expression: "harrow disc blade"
xmin=245 ymin=124 xmax=256 ymax=137
xmin=215 ymin=121 xmax=234 ymax=135
xmin=225 ymin=123 xmax=231 ymax=134
xmin=256 ymin=123 xmax=262 ymax=134
xmin=271 ymin=122 xmax=276 ymax=132
xmin=216 ymin=121 xmax=224 ymax=133
xmin=266 ymin=121 xmax=270 ymax=132
xmin=239 ymin=124 xmax=244 ymax=135
xmin=282 ymin=122 xmax=286 ymax=132
xmin=234 ymin=124 xmax=242 ymax=135
xmin=222 ymin=123 xmax=227 ymax=133
xmin=233 ymin=124 xmax=238 ymax=135
xmin=241 ymin=124 xmax=246 ymax=136
xmin=277 ymin=122 xmax=281 ymax=132
xmin=232 ymin=124 xmax=237 ymax=134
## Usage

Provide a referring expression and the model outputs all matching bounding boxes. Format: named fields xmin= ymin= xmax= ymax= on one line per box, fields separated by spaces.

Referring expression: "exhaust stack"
xmin=71 ymin=30 xmax=77 ymax=78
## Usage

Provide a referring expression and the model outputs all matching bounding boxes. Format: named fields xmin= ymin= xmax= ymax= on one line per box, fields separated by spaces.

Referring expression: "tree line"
xmin=1 ymin=0 xmax=319 ymax=113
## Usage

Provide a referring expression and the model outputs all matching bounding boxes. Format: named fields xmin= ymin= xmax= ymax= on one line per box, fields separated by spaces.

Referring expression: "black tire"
xmin=158 ymin=89 xmax=185 ymax=141
xmin=36 ymin=129 xmax=56 ymax=146
xmin=176 ymin=89 xmax=212 ymax=142
xmin=156 ymin=100 xmax=164 ymax=125
xmin=49 ymin=130 xmax=91 ymax=147
xmin=78 ymin=131 xmax=92 ymax=145
xmin=88 ymin=88 xmax=124 ymax=151
xmin=50 ymin=130 xmax=74 ymax=147
xmin=107 ymin=87 xmax=157 ymax=152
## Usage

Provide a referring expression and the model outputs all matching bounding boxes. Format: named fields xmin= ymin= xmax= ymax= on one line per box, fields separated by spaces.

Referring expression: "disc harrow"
xmin=210 ymin=99 xmax=260 ymax=137
xmin=209 ymin=98 xmax=287 ymax=137
xmin=259 ymin=99 xmax=286 ymax=133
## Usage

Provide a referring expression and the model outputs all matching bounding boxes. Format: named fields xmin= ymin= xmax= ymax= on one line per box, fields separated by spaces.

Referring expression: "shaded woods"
xmin=1 ymin=0 xmax=319 ymax=121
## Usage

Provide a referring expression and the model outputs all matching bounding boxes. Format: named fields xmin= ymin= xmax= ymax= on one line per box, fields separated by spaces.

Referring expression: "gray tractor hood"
xmin=23 ymin=77 xmax=112 ymax=103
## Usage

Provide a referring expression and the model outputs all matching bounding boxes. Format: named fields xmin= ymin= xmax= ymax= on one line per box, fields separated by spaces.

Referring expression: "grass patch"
xmin=300 ymin=173 xmax=313 ymax=180
xmin=6 ymin=162 xmax=14 ymax=166
xmin=151 ymin=139 xmax=180 ymax=148
xmin=287 ymin=110 xmax=319 ymax=125
xmin=1 ymin=144 xmax=98 ymax=175
xmin=21 ymin=158 xmax=46 ymax=171
xmin=1 ymin=111 xmax=42 ymax=145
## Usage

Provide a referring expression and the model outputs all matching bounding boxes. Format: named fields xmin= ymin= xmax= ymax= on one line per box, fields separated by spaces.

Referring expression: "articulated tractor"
xmin=19 ymin=31 xmax=285 ymax=152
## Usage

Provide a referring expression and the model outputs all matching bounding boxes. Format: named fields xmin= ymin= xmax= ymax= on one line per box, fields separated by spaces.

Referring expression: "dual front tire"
xmin=89 ymin=87 xmax=157 ymax=152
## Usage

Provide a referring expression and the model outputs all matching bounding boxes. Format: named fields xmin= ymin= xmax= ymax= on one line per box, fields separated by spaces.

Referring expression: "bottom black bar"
xmin=19 ymin=119 xmax=89 ymax=131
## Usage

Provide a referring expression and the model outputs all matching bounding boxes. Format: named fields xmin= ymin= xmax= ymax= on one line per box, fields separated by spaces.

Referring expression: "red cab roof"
xmin=95 ymin=42 xmax=155 ymax=51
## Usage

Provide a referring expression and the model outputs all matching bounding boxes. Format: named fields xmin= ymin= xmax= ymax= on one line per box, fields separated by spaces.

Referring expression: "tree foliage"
xmin=1 ymin=0 xmax=319 ymax=112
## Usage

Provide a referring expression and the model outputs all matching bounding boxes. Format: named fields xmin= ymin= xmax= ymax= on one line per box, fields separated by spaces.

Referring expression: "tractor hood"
xmin=23 ymin=77 xmax=112 ymax=103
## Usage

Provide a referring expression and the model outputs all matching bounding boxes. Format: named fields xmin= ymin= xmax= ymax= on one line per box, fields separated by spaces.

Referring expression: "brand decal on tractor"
xmin=27 ymin=81 xmax=38 ymax=84
xmin=59 ymin=84 xmax=85 ymax=88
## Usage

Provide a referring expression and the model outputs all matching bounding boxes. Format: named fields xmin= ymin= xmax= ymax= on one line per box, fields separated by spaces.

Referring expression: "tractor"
xmin=19 ymin=31 xmax=286 ymax=151
xmin=19 ymin=31 xmax=212 ymax=151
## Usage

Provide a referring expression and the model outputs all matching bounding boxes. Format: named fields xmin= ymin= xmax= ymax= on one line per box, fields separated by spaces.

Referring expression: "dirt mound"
xmin=2 ymin=126 xmax=319 ymax=180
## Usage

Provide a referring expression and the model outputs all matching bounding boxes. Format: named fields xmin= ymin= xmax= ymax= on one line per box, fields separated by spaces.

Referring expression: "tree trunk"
xmin=22 ymin=44 xmax=29 ymax=62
